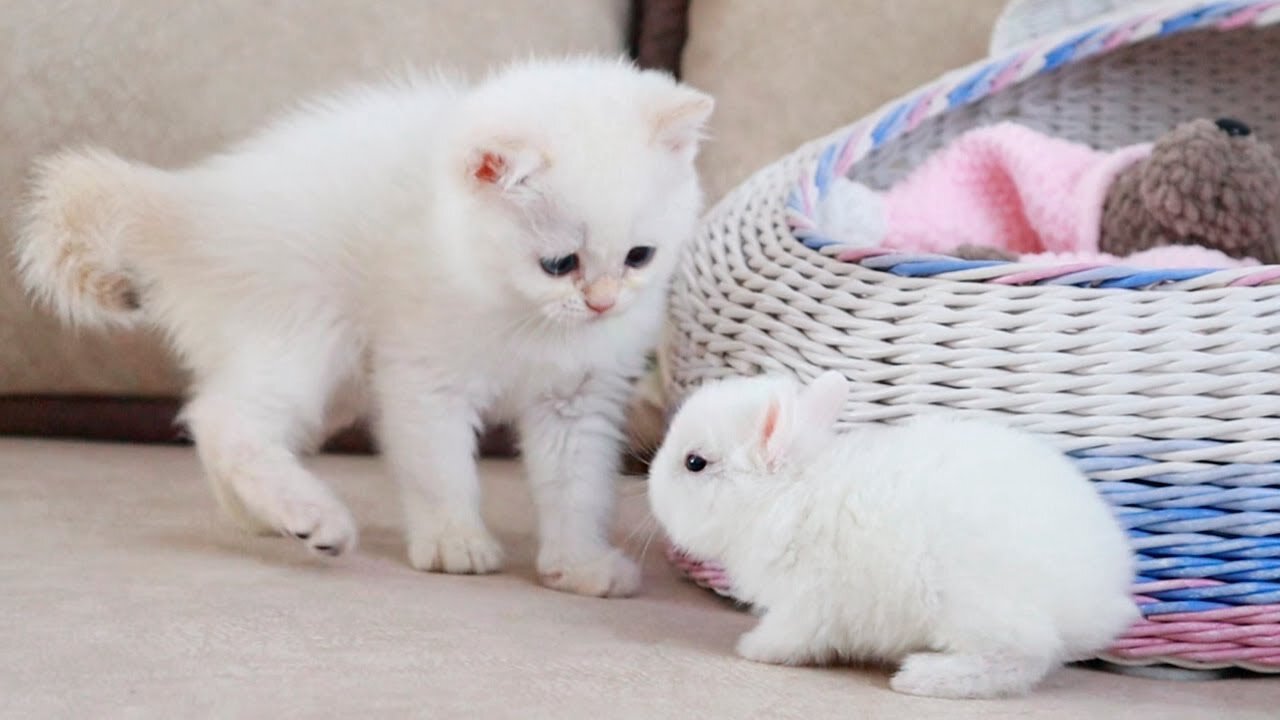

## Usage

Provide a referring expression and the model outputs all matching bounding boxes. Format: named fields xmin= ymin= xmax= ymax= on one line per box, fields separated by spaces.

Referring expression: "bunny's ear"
xmin=756 ymin=372 xmax=848 ymax=471
xmin=757 ymin=391 xmax=797 ymax=471
xmin=798 ymin=371 xmax=849 ymax=431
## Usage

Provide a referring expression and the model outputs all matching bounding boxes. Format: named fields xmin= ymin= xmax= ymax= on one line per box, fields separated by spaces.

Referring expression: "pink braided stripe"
xmin=666 ymin=548 xmax=1280 ymax=669
xmin=1113 ymin=579 xmax=1280 ymax=667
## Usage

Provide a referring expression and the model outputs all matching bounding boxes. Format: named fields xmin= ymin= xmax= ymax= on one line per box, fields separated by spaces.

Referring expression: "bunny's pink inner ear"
xmin=759 ymin=395 xmax=793 ymax=469
xmin=761 ymin=397 xmax=781 ymax=445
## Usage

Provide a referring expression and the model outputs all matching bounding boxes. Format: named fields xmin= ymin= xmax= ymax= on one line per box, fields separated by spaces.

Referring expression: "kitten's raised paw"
xmin=279 ymin=496 xmax=359 ymax=557
xmin=205 ymin=455 xmax=357 ymax=556
xmin=538 ymin=547 xmax=640 ymax=598
xmin=408 ymin=523 xmax=504 ymax=574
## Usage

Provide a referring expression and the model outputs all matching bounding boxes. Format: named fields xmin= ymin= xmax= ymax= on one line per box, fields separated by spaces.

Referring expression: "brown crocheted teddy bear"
xmin=958 ymin=118 xmax=1280 ymax=264
xmin=1101 ymin=117 xmax=1280 ymax=264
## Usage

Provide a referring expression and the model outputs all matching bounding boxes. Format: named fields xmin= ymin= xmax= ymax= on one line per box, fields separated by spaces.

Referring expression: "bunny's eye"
xmin=684 ymin=453 xmax=708 ymax=473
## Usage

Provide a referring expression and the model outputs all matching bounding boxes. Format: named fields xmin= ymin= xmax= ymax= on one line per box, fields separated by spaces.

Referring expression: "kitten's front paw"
xmin=210 ymin=471 xmax=358 ymax=556
xmin=408 ymin=522 xmax=504 ymax=574
xmin=537 ymin=547 xmax=640 ymax=598
xmin=277 ymin=493 xmax=359 ymax=557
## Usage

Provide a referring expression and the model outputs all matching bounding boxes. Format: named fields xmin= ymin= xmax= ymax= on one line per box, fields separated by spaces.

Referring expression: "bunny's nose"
xmin=1215 ymin=117 xmax=1252 ymax=137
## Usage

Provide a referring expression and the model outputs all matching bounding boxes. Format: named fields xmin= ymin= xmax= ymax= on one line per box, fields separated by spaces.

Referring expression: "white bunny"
xmin=648 ymin=372 xmax=1137 ymax=699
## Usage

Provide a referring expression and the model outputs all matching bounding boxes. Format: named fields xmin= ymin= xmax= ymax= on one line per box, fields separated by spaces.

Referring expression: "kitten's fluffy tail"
xmin=14 ymin=148 xmax=178 ymax=329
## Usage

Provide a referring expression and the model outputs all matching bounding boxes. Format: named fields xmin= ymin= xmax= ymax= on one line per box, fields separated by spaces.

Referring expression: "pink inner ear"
xmin=761 ymin=399 xmax=781 ymax=447
xmin=474 ymin=152 xmax=505 ymax=184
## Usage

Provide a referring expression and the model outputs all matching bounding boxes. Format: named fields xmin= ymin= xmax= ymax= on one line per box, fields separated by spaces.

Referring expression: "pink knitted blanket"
xmin=821 ymin=122 xmax=1255 ymax=268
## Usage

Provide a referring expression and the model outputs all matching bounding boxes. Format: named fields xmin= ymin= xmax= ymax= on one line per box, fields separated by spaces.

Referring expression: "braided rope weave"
xmin=662 ymin=0 xmax=1280 ymax=672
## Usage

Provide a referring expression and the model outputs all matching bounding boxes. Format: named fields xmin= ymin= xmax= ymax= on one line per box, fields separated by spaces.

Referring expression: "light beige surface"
xmin=0 ymin=0 xmax=628 ymax=396
xmin=2 ymin=438 xmax=1275 ymax=718
xmin=682 ymin=0 xmax=1010 ymax=203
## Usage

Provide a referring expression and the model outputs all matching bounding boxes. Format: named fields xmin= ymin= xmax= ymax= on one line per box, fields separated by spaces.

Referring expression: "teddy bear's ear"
xmin=1136 ymin=124 xmax=1223 ymax=239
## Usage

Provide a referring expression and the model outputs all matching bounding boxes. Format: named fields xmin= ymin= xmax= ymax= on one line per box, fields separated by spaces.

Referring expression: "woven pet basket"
xmin=662 ymin=0 xmax=1280 ymax=673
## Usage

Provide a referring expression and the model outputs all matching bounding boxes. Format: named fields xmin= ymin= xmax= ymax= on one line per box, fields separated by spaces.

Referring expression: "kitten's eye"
xmin=624 ymin=246 xmax=656 ymax=269
xmin=684 ymin=453 xmax=708 ymax=473
xmin=539 ymin=254 xmax=579 ymax=277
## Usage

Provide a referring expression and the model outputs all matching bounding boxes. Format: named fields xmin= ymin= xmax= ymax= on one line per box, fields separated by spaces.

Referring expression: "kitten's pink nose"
xmin=585 ymin=277 xmax=619 ymax=314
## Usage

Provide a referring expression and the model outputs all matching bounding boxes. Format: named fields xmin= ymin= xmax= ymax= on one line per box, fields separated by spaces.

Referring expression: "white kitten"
xmin=648 ymin=372 xmax=1137 ymax=697
xmin=17 ymin=57 xmax=713 ymax=597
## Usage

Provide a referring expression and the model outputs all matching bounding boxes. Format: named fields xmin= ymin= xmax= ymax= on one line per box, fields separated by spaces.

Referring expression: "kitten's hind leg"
xmin=184 ymin=357 xmax=357 ymax=557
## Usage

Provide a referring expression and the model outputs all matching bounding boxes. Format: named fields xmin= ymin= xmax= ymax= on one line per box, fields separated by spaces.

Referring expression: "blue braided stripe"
xmin=803 ymin=235 xmax=841 ymax=249
xmin=1042 ymin=27 xmax=1107 ymax=70
xmin=1136 ymin=554 xmax=1280 ymax=582
xmin=883 ymin=259 xmax=1009 ymax=276
xmin=1161 ymin=2 xmax=1252 ymax=33
xmin=814 ymin=144 xmax=839 ymax=197
xmin=1132 ymin=576 xmax=1280 ymax=605
xmin=1129 ymin=531 xmax=1280 ymax=559
xmin=1138 ymin=599 xmax=1229 ymax=614
xmin=1113 ymin=506 xmax=1280 ymax=536
xmin=1098 ymin=268 xmax=1220 ymax=288
xmin=1099 ymin=482 xmax=1280 ymax=512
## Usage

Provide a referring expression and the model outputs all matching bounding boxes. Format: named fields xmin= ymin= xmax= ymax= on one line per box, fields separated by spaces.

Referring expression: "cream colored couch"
xmin=5 ymin=2 xmax=1274 ymax=717
xmin=0 ymin=0 xmax=1006 ymax=414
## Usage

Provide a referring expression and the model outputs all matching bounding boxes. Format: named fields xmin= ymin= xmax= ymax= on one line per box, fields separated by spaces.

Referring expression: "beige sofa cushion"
xmin=1 ymin=0 xmax=628 ymax=396
xmin=682 ymin=0 xmax=1010 ymax=204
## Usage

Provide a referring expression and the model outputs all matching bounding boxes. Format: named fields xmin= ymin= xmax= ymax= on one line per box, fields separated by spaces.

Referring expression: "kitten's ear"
xmin=652 ymin=87 xmax=715 ymax=155
xmin=798 ymin=371 xmax=849 ymax=431
xmin=467 ymin=139 xmax=546 ymax=195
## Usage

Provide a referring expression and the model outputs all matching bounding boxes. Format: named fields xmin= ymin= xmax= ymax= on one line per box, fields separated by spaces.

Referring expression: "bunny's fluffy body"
xmin=649 ymin=373 xmax=1137 ymax=698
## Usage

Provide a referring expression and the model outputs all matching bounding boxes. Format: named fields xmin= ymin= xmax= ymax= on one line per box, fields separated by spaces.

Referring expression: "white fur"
xmin=16 ymin=57 xmax=713 ymax=597
xmin=817 ymin=177 xmax=886 ymax=249
xmin=648 ymin=372 xmax=1138 ymax=697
